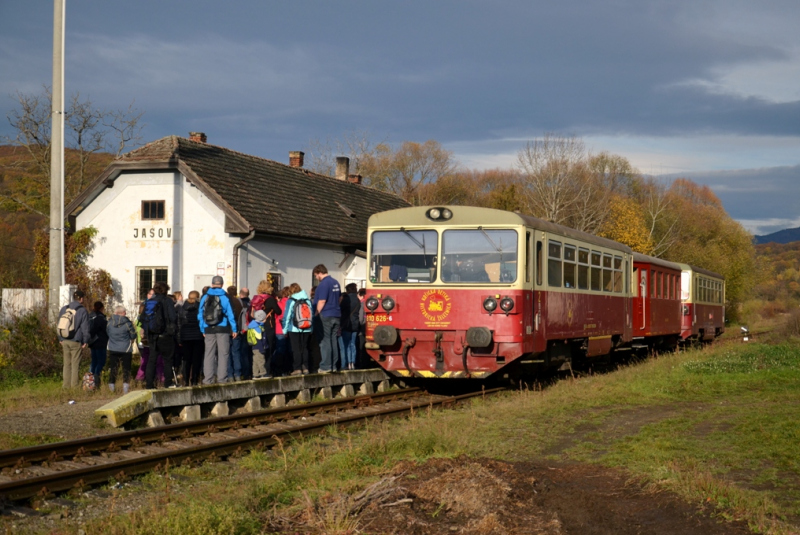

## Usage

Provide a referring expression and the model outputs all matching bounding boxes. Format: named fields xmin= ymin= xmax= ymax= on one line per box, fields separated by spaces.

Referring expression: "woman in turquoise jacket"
xmin=282 ymin=283 xmax=313 ymax=375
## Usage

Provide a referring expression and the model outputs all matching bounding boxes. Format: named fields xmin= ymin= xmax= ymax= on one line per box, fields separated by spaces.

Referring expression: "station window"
xmin=564 ymin=245 xmax=576 ymax=288
xmin=142 ymin=200 xmax=165 ymax=220
xmin=548 ymin=240 xmax=562 ymax=287
xmin=137 ymin=267 xmax=168 ymax=301
xmin=591 ymin=251 xmax=602 ymax=291
xmin=577 ymin=248 xmax=589 ymax=290
xmin=613 ymin=256 xmax=623 ymax=293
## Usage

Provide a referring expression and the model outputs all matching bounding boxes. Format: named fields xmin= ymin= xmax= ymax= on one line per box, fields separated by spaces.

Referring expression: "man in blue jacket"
xmin=198 ymin=275 xmax=238 ymax=384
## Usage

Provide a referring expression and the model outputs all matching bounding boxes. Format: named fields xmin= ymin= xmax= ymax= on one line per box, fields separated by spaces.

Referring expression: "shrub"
xmin=0 ymin=307 xmax=62 ymax=378
xmin=782 ymin=308 xmax=800 ymax=338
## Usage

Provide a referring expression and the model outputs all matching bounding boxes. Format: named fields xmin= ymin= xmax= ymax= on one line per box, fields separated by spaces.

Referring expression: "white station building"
xmin=66 ymin=132 xmax=407 ymax=307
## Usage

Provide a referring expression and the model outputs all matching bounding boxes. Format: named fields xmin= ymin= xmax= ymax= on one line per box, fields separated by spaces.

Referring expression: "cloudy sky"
xmin=1 ymin=1 xmax=798 ymax=235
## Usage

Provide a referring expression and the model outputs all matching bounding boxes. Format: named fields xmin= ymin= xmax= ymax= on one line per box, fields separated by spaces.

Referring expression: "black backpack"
xmin=143 ymin=298 xmax=166 ymax=335
xmin=203 ymin=294 xmax=224 ymax=326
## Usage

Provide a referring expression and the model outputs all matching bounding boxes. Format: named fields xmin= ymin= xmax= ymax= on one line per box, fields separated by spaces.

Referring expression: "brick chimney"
xmin=348 ymin=174 xmax=363 ymax=185
xmin=189 ymin=131 xmax=207 ymax=143
xmin=289 ymin=151 xmax=304 ymax=168
xmin=336 ymin=157 xmax=350 ymax=181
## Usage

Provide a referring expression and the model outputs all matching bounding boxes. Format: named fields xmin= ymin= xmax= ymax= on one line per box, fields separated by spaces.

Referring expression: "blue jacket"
xmin=247 ymin=319 xmax=269 ymax=353
xmin=198 ymin=287 xmax=237 ymax=334
xmin=282 ymin=290 xmax=313 ymax=333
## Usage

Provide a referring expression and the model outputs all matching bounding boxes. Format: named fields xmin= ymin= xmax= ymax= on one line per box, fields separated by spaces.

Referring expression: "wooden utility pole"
xmin=49 ymin=0 xmax=65 ymax=320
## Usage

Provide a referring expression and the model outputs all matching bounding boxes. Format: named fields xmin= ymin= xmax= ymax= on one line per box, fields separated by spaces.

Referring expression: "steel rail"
xmin=0 ymin=388 xmax=503 ymax=501
xmin=0 ymin=387 xmax=423 ymax=470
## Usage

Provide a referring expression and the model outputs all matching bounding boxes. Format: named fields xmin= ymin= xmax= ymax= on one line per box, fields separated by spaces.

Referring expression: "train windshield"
xmin=370 ymin=230 xmax=438 ymax=283
xmin=442 ymin=229 xmax=518 ymax=283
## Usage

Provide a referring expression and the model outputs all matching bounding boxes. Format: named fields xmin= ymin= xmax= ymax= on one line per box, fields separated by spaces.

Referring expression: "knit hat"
xmin=254 ymin=310 xmax=267 ymax=322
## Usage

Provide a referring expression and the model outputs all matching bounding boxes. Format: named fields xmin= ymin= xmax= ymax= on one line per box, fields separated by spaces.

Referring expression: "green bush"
xmin=0 ymin=308 xmax=62 ymax=378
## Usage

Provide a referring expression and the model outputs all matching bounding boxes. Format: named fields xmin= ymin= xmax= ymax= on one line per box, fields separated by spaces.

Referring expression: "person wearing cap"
xmin=57 ymin=289 xmax=91 ymax=389
xmin=247 ymin=309 xmax=271 ymax=378
xmin=198 ymin=275 xmax=238 ymax=384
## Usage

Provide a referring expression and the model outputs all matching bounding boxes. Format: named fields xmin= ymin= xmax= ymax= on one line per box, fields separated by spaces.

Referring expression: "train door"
xmin=633 ymin=267 xmax=646 ymax=336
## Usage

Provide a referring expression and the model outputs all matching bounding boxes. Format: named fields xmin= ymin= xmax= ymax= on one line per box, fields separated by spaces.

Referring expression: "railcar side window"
xmin=602 ymin=254 xmax=613 ymax=292
xmin=578 ymin=248 xmax=589 ymax=290
xmin=370 ymin=230 xmax=438 ymax=283
xmin=548 ymin=240 xmax=562 ymax=287
xmin=613 ymin=256 xmax=623 ymax=293
xmin=591 ymin=251 xmax=601 ymax=291
xmin=536 ymin=241 xmax=543 ymax=286
xmin=650 ymin=269 xmax=656 ymax=298
xmin=564 ymin=245 xmax=576 ymax=288
xmin=442 ymin=229 xmax=519 ymax=283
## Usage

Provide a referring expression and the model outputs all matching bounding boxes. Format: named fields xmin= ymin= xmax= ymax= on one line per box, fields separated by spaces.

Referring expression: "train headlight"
xmin=683 ymin=305 xmax=690 ymax=316
xmin=483 ymin=297 xmax=498 ymax=312
xmin=381 ymin=296 xmax=395 ymax=312
xmin=366 ymin=297 xmax=379 ymax=311
xmin=426 ymin=207 xmax=454 ymax=221
xmin=499 ymin=297 xmax=514 ymax=313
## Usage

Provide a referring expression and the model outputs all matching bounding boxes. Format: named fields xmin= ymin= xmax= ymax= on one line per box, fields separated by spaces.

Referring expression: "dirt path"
xmin=356 ymin=457 xmax=751 ymax=534
xmin=0 ymin=397 xmax=123 ymax=443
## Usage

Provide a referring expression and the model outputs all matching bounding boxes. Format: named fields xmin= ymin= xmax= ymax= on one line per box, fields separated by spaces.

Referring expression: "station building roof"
xmin=66 ymin=135 xmax=409 ymax=246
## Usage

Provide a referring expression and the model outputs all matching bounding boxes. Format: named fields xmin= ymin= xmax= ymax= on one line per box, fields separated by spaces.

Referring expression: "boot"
xmin=123 ymin=383 xmax=130 ymax=394
xmin=109 ymin=383 xmax=115 ymax=393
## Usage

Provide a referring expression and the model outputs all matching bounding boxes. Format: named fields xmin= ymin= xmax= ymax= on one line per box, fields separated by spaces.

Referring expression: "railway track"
xmin=0 ymin=386 xmax=503 ymax=502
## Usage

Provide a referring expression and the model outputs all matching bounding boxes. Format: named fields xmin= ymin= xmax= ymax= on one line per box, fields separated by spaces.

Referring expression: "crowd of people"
xmin=56 ymin=264 xmax=369 ymax=392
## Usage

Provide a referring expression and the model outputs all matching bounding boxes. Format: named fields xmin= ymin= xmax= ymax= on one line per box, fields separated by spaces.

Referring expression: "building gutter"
xmin=232 ymin=229 xmax=256 ymax=288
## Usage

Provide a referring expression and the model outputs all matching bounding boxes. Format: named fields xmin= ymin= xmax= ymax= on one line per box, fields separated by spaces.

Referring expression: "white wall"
xmin=76 ymin=170 xmax=369 ymax=307
xmin=76 ymin=171 xmax=227 ymax=307
xmin=239 ymin=238 xmax=366 ymax=294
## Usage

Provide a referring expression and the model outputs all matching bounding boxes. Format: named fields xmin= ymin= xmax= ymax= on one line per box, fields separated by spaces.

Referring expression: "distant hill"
xmin=754 ymin=227 xmax=800 ymax=245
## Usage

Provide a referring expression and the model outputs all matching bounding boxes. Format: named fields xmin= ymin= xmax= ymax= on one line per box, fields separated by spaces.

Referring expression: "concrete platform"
xmin=95 ymin=369 xmax=395 ymax=428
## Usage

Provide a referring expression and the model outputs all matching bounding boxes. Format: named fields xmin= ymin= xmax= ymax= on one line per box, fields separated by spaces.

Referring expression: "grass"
xmin=4 ymin=337 xmax=799 ymax=534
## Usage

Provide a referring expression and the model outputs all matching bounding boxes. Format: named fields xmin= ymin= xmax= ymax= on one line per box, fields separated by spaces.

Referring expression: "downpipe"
xmin=232 ymin=229 xmax=256 ymax=288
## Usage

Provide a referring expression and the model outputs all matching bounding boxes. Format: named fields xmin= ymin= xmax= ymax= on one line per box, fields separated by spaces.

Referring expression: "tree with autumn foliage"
xmin=31 ymin=226 xmax=114 ymax=306
xmin=598 ymin=195 xmax=653 ymax=253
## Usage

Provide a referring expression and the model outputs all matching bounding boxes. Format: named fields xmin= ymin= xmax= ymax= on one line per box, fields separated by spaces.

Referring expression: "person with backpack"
xmin=225 ymin=285 xmax=245 ymax=381
xmin=57 ymin=289 xmax=91 ymax=389
xmin=140 ymin=281 xmax=178 ymax=389
xmin=339 ymin=283 xmax=362 ymax=370
xmin=178 ymin=290 xmax=205 ymax=386
xmin=247 ymin=309 xmax=271 ymax=378
xmin=312 ymin=264 xmax=342 ymax=373
xmin=198 ymin=276 xmax=238 ymax=384
xmin=106 ymin=305 xmax=137 ymax=394
xmin=88 ymin=301 xmax=110 ymax=389
xmin=249 ymin=280 xmax=282 ymax=375
xmin=282 ymin=282 xmax=313 ymax=375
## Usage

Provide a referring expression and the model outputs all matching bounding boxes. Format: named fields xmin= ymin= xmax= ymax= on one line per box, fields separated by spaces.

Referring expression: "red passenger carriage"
xmin=632 ymin=253 xmax=682 ymax=352
xmin=678 ymin=264 xmax=725 ymax=343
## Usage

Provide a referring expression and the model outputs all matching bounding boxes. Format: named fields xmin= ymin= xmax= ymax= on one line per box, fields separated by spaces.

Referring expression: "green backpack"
xmin=247 ymin=324 xmax=262 ymax=346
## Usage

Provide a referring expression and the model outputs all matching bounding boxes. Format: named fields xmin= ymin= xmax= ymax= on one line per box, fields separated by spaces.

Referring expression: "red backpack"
xmin=247 ymin=294 xmax=268 ymax=323
xmin=291 ymin=298 xmax=313 ymax=330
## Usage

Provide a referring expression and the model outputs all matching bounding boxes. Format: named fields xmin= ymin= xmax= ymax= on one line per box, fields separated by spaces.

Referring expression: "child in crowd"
xmin=248 ymin=309 xmax=271 ymax=379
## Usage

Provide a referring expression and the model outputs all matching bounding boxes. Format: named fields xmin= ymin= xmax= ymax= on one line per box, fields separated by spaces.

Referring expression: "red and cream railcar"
xmin=632 ymin=253 xmax=682 ymax=351
xmin=364 ymin=206 xmax=634 ymax=379
xmin=677 ymin=263 xmax=725 ymax=343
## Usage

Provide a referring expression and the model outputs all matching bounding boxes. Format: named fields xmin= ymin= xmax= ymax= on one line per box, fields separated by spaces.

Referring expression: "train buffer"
xmin=95 ymin=369 xmax=396 ymax=428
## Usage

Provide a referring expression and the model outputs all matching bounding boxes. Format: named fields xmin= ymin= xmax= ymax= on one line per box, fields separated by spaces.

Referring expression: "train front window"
xmin=370 ymin=230 xmax=438 ymax=283
xmin=442 ymin=229 xmax=518 ymax=283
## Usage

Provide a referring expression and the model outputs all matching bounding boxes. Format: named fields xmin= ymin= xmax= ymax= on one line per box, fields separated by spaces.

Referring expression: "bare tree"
xmin=641 ymin=178 xmax=680 ymax=257
xmin=305 ymin=129 xmax=380 ymax=177
xmin=2 ymin=86 xmax=144 ymax=215
xmin=361 ymin=140 xmax=457 ymax=205
xmin=516 ymin=134 xmax=589 ymax=225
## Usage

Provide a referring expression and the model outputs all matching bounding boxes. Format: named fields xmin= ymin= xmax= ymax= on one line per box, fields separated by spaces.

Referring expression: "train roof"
xmin=369 ymin=205 xmax=633 ymax=254
xmin=674 ymin=262 xmax=725 ymax=280
xmin=632 ymin=252 xmax=683 ymax=272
